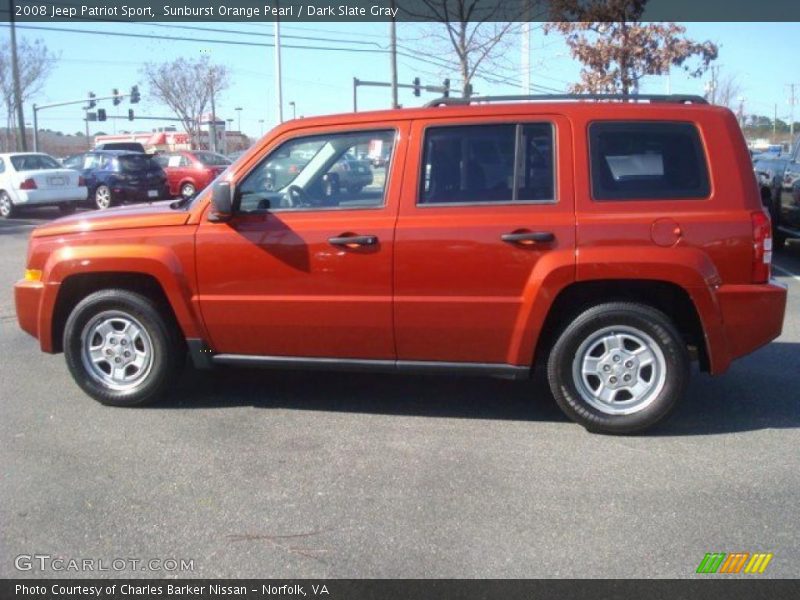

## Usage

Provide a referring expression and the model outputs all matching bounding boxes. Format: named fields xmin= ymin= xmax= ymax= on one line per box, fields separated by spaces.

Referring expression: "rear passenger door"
xmin=393 ymin=115 xmax=575 ymax=366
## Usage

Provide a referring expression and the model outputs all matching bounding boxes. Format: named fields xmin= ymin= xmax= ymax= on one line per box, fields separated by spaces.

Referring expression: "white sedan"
xmin=0 ymin=152 xmax=88 ymax=218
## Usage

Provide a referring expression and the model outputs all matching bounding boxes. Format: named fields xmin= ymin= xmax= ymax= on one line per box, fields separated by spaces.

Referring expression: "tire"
xmin=547 ymin=302 xmax=689 ymax=435
xmin=0 ymin=191 xmax=16 ymax=219
xmin=94 ymin=185 xmax=112 ymax=210
xmin=63 ymin=289 xmax=185 ymax=407
xmin=59 ymin=203 xmax=77 ymax=215
xmin=180 ymin=182 xmax=196 ymax=199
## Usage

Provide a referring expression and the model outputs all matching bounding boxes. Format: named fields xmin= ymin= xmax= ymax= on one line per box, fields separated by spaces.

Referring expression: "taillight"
xmin=78 ymin=176 xmax=86 ymax=187
xmin=751 ymin=210 xmax=772 ymax=284
xmin=288 ymin=165 xmax=299 ymax=174
xmin=19 ymin=178 xmax=37 ymax=190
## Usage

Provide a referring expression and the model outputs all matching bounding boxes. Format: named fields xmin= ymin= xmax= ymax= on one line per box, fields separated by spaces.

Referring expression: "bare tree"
xmin=712 ymin=73 xmax=742 ymax=109
xmin=546 ymin=0 xmax=718 ymax=95
xmin=0 ymin=38 xmax=57 ymax=151
xmin=142 ymin=56 xmax=230 ymax=148
xmin=403 ymin=1 xmax=541 ymax=97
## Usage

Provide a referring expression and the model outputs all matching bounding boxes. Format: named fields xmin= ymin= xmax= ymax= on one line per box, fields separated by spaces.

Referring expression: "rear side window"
xmin=419 ymin=123 xmax=555 ymax=204
xmin=589 ymin=122 xmax=709 ymax=200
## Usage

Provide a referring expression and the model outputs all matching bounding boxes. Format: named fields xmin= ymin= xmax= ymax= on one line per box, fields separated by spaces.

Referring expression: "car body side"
xmin=15 ymin=102 xmax=786 ymax=378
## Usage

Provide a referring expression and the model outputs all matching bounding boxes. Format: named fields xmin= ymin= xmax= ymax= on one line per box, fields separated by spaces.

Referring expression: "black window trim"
xmin=416 ymin=120 xmax=558 ymax=208
xmin=588 ymin=119 xmax=711 ymax=202
xmin=235 ymin=126 xmax=399 ymax=215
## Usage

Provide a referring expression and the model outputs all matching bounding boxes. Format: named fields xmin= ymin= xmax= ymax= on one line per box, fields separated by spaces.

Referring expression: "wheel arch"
xmin=533 ymin=279 xmax=710 ymax=372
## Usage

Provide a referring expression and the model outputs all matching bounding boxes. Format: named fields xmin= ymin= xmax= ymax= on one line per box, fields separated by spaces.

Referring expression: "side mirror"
xmin=209 ymin=180 xmax=234 ymax=222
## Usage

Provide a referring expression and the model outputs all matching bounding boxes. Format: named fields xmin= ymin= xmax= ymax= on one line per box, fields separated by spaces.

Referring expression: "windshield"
xmin=117 ymin=154 xmax=160 ymax=172
xmin=11 ymin=154 xmax=61 ymax=171
xmin=193 ymin=152 xmax=232 ymax=166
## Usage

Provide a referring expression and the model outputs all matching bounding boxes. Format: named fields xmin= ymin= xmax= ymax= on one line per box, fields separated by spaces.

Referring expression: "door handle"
xmin=328 ymin=234 xmax=379 ymax=247
xmin=501 ymin=231 xmax=555 ymax=244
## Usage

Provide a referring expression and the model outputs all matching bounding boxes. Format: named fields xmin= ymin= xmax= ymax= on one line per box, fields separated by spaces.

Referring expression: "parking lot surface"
xmin=1 ymin=209 xmax=798 ymax=578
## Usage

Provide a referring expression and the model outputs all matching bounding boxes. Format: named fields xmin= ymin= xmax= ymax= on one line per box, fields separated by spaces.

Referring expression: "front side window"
xmin=237 ymin=129 xmax=395 ymax=213
xmin=589 ymin=121 xmax=710 ymax=200
xmin=419 ymin=123 xmax=555 ymax=204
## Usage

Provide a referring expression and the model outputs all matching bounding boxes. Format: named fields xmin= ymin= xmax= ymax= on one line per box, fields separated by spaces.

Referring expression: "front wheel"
xmin=63 ymin=289 xmax=184 ymax=406
xmin=547 ymin=302 xmax=689 ymax=435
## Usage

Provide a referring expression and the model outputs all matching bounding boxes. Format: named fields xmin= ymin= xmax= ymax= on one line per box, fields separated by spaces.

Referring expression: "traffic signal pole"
xmin=352 ymin=78 xmax=452 ymax=112
xmin=32 ymin=89 xmax=137 ymax=152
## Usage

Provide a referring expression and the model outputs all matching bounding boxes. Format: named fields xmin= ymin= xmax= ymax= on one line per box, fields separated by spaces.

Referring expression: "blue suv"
xmin=62 ymin=150 xmax=169 ymax=210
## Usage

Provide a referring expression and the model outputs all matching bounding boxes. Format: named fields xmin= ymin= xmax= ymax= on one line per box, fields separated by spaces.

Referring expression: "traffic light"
xmin=443 ymin=78 xmax=451 ymax=98
xmin=128 ymin=109 xmax=134 ymax=121
xmin=112 ymin=88 xmax=121 ymax=106
xmin=413 ymin=77 xmax=421 ymax=97
xmin=87 ymin=92 xmax=96 ymax=109
xmin=97 ymin=108 xmax=107 ymax=121
xmin=130 ymin=85 xmax=140 ymax=103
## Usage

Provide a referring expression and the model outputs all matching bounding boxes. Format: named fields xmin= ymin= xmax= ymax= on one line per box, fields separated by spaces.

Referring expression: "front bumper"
xmin=14 ymin=279 xmax=44 ymax=340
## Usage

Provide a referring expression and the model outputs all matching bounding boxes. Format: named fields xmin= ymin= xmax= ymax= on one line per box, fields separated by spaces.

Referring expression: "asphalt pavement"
xmin=1 ymin=208 xmax=798 ymax=578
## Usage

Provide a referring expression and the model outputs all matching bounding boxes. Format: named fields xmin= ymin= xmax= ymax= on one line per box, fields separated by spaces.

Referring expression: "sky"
xmin=2 ymin=21 xmax=798 ymax=140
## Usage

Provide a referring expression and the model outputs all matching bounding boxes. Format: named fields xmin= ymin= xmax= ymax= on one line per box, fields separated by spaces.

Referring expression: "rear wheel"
xmin=180 ymin=182 xmax=196 ymax=199
xmin=0 ymin=192 xmax=16 ymax=218
xmin=63 ymin=289 xmax=184 ymax=407
xmin=547 ymin=302 xmax=689 ymax=434
xmin=94 ymin=185 xmax=112 ymax=210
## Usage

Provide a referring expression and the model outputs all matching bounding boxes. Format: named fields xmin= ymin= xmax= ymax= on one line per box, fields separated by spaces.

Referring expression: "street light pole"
xmin=289 ymin=101 xmax=296 ymax=120
xmin=274 ymin=5 xmax=284 ymax=123
xmin=235 ymin=107 xmax=242 ymax=132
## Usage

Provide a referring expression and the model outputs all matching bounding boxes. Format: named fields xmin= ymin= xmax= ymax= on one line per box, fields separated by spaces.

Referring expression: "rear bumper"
xmin=15 ymin=187 xmax=87 ymax=205
xmin=111 ymin=184 xmax=169 ymax=203
xmin=711 ymin=280 xmax=787 ymax=371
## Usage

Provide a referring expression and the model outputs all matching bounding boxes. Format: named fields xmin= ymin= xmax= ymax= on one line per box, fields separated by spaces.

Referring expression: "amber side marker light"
xmin=24 ymin=269 xmax=42 ymax=282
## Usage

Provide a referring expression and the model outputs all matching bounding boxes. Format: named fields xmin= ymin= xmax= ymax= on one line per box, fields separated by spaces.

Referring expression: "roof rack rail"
xmin=424 ymin=93 xmax=708 ymax=108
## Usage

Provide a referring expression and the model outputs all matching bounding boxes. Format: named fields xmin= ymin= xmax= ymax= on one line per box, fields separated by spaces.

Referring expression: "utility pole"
xmin=708 ymin=64 xmax=720 ymax=105
xmin=789 ymin=83 xmax=797 ymax=138
xmin=274 ymin=3 xmax=284 ymax=123
xmin=774 ymin=103 xmax=778 ymax=138
xmin=9 ymin=3 xmax=27 ymax=151
xmin=521 ymin=21 xmax=530 ymax=94
xmin=389 ymin=0 xmax=398 ymax=109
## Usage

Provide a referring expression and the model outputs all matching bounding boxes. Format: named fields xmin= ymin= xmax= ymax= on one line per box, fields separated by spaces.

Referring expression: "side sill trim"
xmin=210 ymin=354 xmax=530 ymax=380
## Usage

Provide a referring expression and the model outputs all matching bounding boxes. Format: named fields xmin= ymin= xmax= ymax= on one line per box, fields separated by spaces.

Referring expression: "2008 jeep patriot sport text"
xmin=14 ymin=95 xmax=787 ymax=434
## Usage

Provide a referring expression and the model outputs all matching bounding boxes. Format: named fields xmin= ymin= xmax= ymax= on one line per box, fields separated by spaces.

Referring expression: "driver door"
xmin=195 ymin=124 xmax=408 ymax=359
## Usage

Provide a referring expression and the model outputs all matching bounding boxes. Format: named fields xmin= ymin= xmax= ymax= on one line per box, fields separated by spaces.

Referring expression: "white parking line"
xmin=772 ymin=264 xmax=800 ymax=282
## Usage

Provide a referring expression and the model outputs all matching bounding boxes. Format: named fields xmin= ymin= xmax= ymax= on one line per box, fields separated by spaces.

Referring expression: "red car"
xmin=156 ymin=151 xmax=231 ymax=199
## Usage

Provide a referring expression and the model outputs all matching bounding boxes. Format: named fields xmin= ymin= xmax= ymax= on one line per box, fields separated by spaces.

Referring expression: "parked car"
xmin=62 ymin=150 xmax=169 ymax=210
xmin=755 ymin=136 xmax=800 ymax=248
xmin=0 ymin=152 xmax=87 ymax=218
xmin=14 ymin=94 xmax=787 ymax=434
xmin=94 ymin=142 xmax=147 ymax=153
xmin=155 ymin=150 xmax=232 ymax=199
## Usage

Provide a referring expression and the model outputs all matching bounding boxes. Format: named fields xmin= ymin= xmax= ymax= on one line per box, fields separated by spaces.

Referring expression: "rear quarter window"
xmin=589 ymin=121 xmax=710 ymax=201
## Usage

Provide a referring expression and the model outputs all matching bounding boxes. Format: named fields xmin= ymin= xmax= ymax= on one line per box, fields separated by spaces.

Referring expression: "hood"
xmin=32 ymin=200 xmax=191 ymax=238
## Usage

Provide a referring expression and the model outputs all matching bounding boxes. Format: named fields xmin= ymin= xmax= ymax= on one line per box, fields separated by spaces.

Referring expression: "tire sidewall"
xmin=63 ymin=291 xmax=178 ymax=406
xmin=548 ymin=304 xmax=689 ymax=434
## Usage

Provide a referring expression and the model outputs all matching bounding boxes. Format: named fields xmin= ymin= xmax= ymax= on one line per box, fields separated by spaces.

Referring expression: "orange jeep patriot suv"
xmin=14 ymin=94 xmax=787 ymax=434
